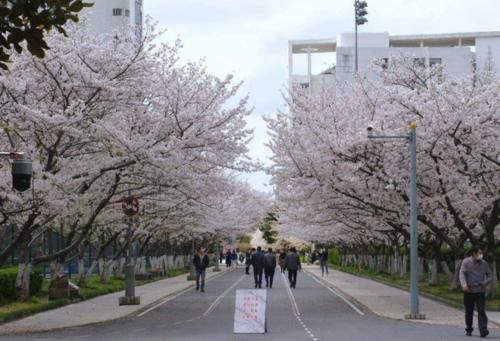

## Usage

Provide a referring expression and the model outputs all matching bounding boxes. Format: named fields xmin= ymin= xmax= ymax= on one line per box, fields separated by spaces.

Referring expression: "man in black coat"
xmin=251 ymin=246 xmax=265 ymax=288
xmin=193 ymin=247 xmax=209 ymax=292
xmin=285 ymin=247 xmax=301 ymax=288
xmin=245 ymin=249 xmax=253 ymax=275
xmin=264 ymin=248 xmax=276 ymax=288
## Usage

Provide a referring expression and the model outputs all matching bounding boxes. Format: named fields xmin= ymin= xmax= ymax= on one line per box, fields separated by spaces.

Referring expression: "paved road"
xmin=0 ymin=269 xmax=490 ymax=341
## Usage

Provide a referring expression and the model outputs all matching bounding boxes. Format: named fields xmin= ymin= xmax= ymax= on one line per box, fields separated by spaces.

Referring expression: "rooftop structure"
xmin=289 ymin=31 xmax=500 ymax=93
xmin=83 ymin=0 xmax=143 ymax=38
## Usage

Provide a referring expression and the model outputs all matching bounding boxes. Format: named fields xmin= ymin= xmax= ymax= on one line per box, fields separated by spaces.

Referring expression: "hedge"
xmin=0 ymin=266 xmax=43 ymax=301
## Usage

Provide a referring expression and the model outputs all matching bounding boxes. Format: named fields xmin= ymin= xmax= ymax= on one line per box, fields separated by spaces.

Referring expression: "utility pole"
xmin=119 ymin=191 xmax=140 ymax=305
xmin=354 ymin=0 xmax=368 ymax=73
xmin=367 ymin=122 xmax=425 ymax=320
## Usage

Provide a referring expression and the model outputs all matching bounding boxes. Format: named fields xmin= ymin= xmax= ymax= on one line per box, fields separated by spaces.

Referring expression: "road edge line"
xmin=306 ymin=272 xmax=365 ymax=316
xmin=305 ymin=269 xmax=369 ymax=317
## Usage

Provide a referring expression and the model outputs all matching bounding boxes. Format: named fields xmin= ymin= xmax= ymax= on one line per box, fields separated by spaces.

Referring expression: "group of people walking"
xmin=245 ymin=246 xmax=301 ymax=289
xmin=194 ymin=245 xmax=493 ymax=338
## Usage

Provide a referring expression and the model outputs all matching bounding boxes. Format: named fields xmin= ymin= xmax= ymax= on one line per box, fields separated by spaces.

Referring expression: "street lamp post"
xmin=354 ymin=0 xmax=368 ymax=73
xmin=367 ymin=122 xmax=425 ymax=320
xmin=119 ymin=189 xmax=140 ymax=305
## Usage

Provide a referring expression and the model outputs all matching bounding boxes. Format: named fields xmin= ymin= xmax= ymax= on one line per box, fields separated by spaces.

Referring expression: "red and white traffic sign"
xmin=122 ymin=196 xmax=140 ymax=217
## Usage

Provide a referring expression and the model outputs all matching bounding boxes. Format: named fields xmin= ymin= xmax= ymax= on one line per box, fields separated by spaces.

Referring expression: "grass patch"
xmin=333 ymin=264 xmax=500 ymax=311
xmin=0 ymin=267 xmax=190 ymax=323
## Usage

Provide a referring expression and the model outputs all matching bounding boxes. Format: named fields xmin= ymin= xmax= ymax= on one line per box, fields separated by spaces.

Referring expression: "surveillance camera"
xmin=367 ymin=124 xmax=374 ymax=131
xmin=12 ymin=159 xmax=32 ymax=192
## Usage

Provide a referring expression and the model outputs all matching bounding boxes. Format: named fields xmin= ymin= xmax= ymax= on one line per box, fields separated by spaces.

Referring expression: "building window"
xmin=413 ymin=58 xmax=426 ymax=68
xmin=135 ymin=0 xmax=142 ymax=25
xmin=429 ymin=58 xmax=442 ymax=67
xmin=300 ymin=83 xmax=310 ymax=89
xmin=342 ymin=54 xmax=352 ymax=72
xmin=125 ymin=9 xmax=130 ymax=17
xmin=112 ymin=8 xmax=122 ymax=16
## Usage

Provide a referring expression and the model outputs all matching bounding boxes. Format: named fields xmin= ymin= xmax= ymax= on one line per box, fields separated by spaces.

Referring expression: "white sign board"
xmin=233 ymin=289 xmax=267 ymax=334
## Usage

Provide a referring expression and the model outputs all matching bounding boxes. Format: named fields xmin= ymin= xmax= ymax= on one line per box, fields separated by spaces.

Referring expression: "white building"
xmin=289 ymin=31 xmax=500 ymax=94
xmin=83 ymin=0 xmax=143 ymax=38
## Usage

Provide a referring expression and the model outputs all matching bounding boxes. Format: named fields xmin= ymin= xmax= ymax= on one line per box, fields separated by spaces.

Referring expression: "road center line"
xmin=137 ymin=269 xmax=229 ymax=317
xmin=307 ymin=273 xmax=365 ymax=316
xmin=281 ymin=272 xmax=300 ymax=316
xmin=203 ymin=274 xmax=246 ymax=316
xmin=281 ymin=272 xmax=319 ymax=340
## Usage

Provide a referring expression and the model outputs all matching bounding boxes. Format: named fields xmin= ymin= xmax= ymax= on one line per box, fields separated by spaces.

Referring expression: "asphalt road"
xmin=1 ymin=268 xmax=494 ymax=341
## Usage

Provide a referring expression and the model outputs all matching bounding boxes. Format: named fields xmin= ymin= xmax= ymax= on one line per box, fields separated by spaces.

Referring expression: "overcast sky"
xmin=143 ymin=0 xmax=500 ymax=193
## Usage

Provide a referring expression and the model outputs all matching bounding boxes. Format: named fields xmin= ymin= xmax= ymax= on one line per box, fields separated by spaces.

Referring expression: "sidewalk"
xmin=0 ymin=267 xmax=229 ymax=335
xmin=305 ymin=265 xmax=500 ymax=328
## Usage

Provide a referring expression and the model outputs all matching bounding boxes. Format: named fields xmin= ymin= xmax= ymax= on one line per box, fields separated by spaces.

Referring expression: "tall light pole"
xmin=119 ymin=191 xmax=140 ymax=305
xmin=354 ymin=0 xmax=368 ymax=73
xmin=367 ymin=122 xmax=425 ymax=320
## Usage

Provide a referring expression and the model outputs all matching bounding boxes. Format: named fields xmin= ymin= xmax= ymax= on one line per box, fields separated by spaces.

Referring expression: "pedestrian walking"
xmin=231 ymin=249 xmax=238 ymax=267
xmin=459 ymin=246 xmax=492 ymax=338
xmin=264 ymin=248 xmax=276 ymax=288
xmin=193 ymin=247 xmax=209 ymax=292
xmin=245 ymin=249 xmax=253 ymax=275
xmin=285 ymin=247 xmax=301 ymax=288
xmin=225 ymin=249 xmax=232 ymax=268
xmin=219 ymin=251 xmax=224 ymax=265
xmin=279 ymin=249 xmax=286 ymax=273
xmin=319 ymin=248 xmax=329 ymax=276
xmin=252 ymin=246 xmax=265 ymax=288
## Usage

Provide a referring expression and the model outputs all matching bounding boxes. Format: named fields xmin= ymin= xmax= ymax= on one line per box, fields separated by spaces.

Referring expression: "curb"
xmin=304 ymin=269 xmax=375 ymax=316
xmin=0 ymin=268 xmax=232 ymax=336
xmin=306 ymin=267 xmax=500 ymax=328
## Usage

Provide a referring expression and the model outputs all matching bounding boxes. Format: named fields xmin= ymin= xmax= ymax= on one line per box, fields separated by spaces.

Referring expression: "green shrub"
xmin=328 ymin=247 xmax=340 ymax=265
xmin=0 ymin=266 xmax=44 ymax=300
xmin=0 ymin=267 xmax=17 ymax=300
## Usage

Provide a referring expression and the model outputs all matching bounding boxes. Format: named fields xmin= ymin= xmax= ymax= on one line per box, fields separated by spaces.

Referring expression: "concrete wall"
xmin=475 ymin=37 xmax=500 ymax=73
xmin=83 ymin=0 xmax=143 ymax=36
xmin=337 ymin=32 xmax=390 ymax=48
xmin=334 ymin=46 xmax=473 ymax=83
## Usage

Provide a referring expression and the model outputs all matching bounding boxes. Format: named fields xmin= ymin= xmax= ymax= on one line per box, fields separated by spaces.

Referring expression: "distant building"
xmin=289 ymin=31 xmax=500 ymax=94
xmin=83 ymin=0 xmax=143 ymax=38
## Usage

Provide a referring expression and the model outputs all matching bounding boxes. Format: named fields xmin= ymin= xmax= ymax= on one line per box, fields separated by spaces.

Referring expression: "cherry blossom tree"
xmin=268 ymin=55 xmax=499 ymax=289
xmin=0 ymin=19 xmax=261 ymax=298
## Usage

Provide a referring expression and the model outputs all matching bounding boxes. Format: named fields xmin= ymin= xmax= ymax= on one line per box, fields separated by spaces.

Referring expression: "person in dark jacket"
xmin=245 ymin=249 xmax=253 ymax=275
xmin=285 ymin=247 xmax=301 ymax=288
xmin=459 ymin=247 xmax=492 ymax=337
xmin=264 ymin=248 xmax=276 ymax=288
xmin=231 ymin=249 xmax=238 ymax=265
xmin=252 ymin=246 xmax=265 ymax=288
xmin=279 ymin=250 xmax=287 ymax=273
xmin=319 ymin=248 xmax=329 ymax=276
xmin=225 ymin=249 xmax=232 ymax=268
xmin=193 ymin=247 xmax=209 ymax=292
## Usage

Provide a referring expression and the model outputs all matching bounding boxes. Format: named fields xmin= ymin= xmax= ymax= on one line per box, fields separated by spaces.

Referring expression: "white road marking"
xmin=280 ymin=272 xmax=319 ymax=340
xmin=137 ymin=285 xmax=194 ymax=317
xmin=281 ymin=272 xmax=301 ymax=316
xmin=307 ymin=273 xmax=365 ymax=316
xmin=203 ymin=274 xmax=246 ymax=316
xmin=137 ymin=269 xmax=229 ymax=317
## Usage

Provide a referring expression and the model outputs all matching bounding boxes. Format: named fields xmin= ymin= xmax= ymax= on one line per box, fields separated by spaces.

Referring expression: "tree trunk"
xmin=489 ymin=259 xmax=497 ymax=298
xmin=418 ymin=258 xmax=425 ymax=282
xmin=50 ymin=261 xmax=65 ymax=280
xmin=15 ymin=232 xmax=32 ymax=300
xmin=79 ymin=260 xmax=97 ymax=287
xmin=400 ymin=256 xmax=407 ymax=278
xmin=440 ymin=260 xmax=453 ymax=283
xmin=428 ymin=258 xmax=439 ymax=285
xmin=449 ymin=259 xmax=463 ymax=291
